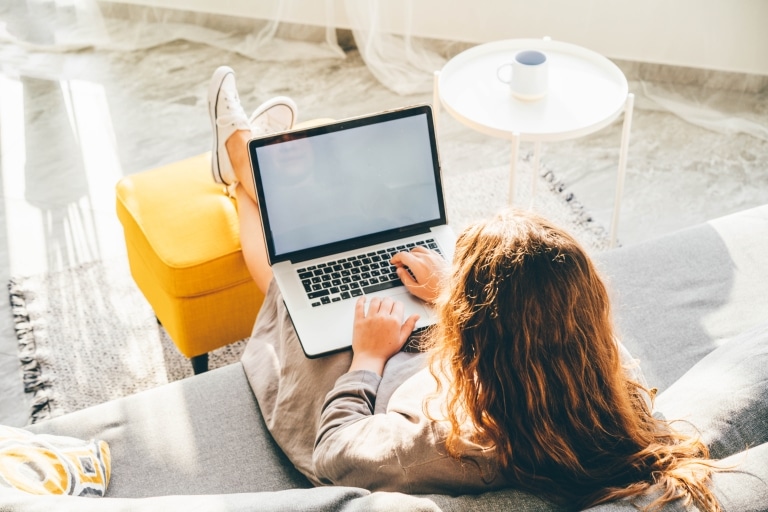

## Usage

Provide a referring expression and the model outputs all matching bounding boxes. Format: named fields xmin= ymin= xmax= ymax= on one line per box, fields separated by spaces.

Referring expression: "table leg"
xmin=432 ymin=70 xmax=440 ymax=136
xmin=610 ymin=93 xmax=635 ymax=248
xmin=530 ymin=140 xmax=542 ymax=208
xmin=508 ymin=132 xmax=521 ymax=205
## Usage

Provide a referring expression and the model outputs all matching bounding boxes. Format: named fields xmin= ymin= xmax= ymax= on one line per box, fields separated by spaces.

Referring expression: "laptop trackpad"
xmin=368 ymin=287 xmax=434 ymax=328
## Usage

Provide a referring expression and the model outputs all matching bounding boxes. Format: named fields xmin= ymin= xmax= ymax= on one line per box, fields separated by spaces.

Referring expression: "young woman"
xmin=208 ymin=66 xmax=722 ymax=511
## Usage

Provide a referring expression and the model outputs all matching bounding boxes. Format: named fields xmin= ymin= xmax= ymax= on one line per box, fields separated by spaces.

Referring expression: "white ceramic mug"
xmin=497 ymin=50 xmax=549 ymax=101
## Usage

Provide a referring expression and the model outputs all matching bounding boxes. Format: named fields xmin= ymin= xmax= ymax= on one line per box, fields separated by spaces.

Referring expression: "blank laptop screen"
xmin=251 ymin=109 xmax=443 ymax=261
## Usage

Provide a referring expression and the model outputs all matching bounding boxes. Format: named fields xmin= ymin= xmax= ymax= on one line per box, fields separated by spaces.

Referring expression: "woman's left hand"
xmin=348 ymin=296 xmax=419 ymax=376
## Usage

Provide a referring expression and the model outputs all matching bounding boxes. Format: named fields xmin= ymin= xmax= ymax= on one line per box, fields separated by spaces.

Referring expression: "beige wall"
xmin=100 ymin=0 xmax=768 ymax=76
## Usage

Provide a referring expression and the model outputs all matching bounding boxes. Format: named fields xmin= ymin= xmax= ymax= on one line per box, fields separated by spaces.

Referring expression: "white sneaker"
xmin=208 ymin=67 xmax=299 ymax=186
xmin=249 ymin=96 xmax=298 ymax=137
xmin=208 ymin=66 xmax=251 ymax=186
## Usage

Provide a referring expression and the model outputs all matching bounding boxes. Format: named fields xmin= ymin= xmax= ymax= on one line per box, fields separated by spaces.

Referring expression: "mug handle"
xmin=496 ymin=63 xmax=513 ymax=84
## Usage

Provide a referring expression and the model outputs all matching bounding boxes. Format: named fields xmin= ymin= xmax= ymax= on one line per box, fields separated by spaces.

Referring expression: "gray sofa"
xmin=3 ymin=205 xmax=768 ymax=511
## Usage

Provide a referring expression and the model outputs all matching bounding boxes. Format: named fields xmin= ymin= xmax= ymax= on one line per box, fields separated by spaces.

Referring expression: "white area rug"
xmin=443 ymin=159 xmax=611 ymax=252
xmin=10 ymin=258 xmax=245 ymax=423
xmin=10 ymin=160 xmax=609 ymax=424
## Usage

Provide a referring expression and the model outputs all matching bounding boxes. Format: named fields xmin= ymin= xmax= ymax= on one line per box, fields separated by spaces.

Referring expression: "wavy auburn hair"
xmin=427 ymin=209 xmax=720 ymax=511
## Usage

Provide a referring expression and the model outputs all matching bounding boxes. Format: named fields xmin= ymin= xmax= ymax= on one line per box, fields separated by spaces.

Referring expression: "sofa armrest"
xmin=0 ymin=487 xmax=441 ymax=512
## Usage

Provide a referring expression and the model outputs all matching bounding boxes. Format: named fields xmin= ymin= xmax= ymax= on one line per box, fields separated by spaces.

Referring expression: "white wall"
xmin=101 ymin=0 xmax=768 ymax=76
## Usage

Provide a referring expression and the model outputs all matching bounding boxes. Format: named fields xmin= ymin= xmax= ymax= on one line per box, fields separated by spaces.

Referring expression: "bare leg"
xmin=226 ymin=130 xmax=258 ymax=204
xmin=208 ymin=66 xmax=297 ymax=295
xmin=225 ymin=130 xmax=272 ymax=294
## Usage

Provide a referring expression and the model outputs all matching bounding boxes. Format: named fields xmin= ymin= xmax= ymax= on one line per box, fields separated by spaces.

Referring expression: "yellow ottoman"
xmin=115 ymin=152 xmax=263 ymax=373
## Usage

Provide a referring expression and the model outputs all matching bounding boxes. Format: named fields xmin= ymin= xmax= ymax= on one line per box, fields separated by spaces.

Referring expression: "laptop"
xmin=247 ymin=104 xmax=455 ymax=358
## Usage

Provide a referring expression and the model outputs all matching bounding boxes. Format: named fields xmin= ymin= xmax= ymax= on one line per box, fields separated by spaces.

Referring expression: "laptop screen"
xmin=249 ymin=105 xmax=445 ymax=263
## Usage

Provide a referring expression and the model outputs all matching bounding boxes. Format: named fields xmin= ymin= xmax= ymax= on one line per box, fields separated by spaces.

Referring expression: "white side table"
xmin=434 ymin=38 xmax=634 ymax=247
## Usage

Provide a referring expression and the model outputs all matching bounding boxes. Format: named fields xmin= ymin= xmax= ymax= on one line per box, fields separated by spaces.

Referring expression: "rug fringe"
xmin=8 ymin=277 xmax=53 ymax=424
xmin=530 ymin=152 xmax=616 ymax=251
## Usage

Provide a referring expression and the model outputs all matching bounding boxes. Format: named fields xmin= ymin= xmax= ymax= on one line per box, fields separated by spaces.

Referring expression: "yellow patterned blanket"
xmin=0 ymin=425 xmax=110 ymax=497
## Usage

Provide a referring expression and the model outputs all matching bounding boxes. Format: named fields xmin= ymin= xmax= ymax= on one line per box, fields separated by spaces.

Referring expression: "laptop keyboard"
xmin=297 ymin=238 xmax=442 ymax=307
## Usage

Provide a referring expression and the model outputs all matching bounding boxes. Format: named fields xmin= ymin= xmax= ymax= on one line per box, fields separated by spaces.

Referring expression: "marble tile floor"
xmin=0 ymin=36 xmax=766 ymax=427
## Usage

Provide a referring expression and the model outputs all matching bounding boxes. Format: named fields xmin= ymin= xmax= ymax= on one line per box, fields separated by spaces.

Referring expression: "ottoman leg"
xmin=191 ymin=353 xmax=209 ymax=374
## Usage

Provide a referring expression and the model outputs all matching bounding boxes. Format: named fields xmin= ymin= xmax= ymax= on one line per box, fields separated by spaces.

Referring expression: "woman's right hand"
xmin=390 ymin=247 xmax=449 ymax=303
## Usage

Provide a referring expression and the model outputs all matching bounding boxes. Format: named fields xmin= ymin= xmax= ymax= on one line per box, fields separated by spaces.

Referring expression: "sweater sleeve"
xmin=314 ymin=370 xmax=382 ymax=454
xmin=312 ymin=370 xmax=440 ymax=492
xmin=312 ymin=369 xmax=510 ymax=494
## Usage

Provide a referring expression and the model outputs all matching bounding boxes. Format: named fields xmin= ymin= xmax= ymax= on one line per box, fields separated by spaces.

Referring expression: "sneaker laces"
xmin=216 ymin=90 xmax=251 ymax=133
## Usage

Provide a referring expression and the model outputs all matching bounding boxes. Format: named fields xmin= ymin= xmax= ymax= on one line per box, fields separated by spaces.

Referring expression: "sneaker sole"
xmin=208 ymin=66 xmax=234 ymax=185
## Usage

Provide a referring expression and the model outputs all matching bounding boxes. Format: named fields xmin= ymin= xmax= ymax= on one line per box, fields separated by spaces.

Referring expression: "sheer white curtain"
xmin=0 ymin=0 xmax=342 ymax=60
xmin=343 ymin=0 xmax=446 ymax=95
xmin=0 ymin=0 xmax=444 ymax=94
xmin=1 ymin=0 xmax=764 ymax=139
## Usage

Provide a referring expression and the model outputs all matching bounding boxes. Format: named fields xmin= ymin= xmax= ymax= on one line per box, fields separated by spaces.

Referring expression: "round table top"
xmin=438 ymin=38 xmax=629 ymax=141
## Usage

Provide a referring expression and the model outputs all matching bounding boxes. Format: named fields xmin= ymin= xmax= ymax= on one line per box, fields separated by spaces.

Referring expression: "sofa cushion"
xmin=115 ymin=153 xmax=249 ymax=298
xmin=28 ymin=364 xmax=310 ymax=497
xmin=596 ymin=204 xmax=768 ymax=391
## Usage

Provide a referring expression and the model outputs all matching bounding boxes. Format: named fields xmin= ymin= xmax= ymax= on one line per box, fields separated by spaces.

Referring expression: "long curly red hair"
xmin=428 ymin=209 xmax=720 ymax=510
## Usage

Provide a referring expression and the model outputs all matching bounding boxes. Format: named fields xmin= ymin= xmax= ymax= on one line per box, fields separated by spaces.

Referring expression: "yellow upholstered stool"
xmin=115 ymin=152 xmax=262 ymax=373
